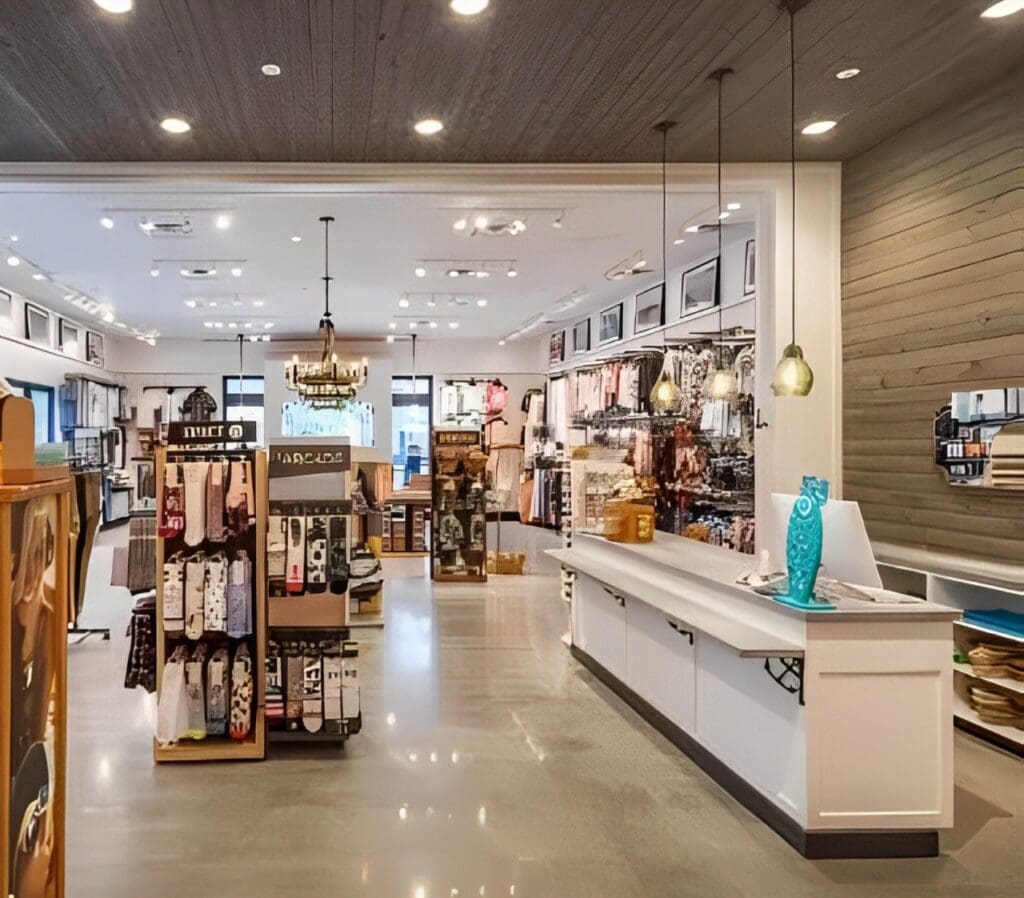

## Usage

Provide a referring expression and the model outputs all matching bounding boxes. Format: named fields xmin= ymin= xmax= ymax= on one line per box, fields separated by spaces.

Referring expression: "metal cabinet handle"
xmin=602 ymin=586 xmax=626 ymax=607
xmin=667 ymin=620 xmax=695 ymax=645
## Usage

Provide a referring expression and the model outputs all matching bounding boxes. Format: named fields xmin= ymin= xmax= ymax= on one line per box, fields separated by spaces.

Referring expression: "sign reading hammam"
xmin=268 ymin=443 xmax=352 ymax=478
xmin=167 ymin=420 xmax=257 ymax=446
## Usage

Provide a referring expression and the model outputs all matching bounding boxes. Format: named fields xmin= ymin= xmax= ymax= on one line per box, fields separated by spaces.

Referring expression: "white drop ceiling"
xmin=0 ymin=169 xmax=756 ymax=343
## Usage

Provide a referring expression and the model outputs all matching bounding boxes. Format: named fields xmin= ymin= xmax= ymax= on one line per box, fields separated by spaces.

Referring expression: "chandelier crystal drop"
xmin=284 ymin=215 xmax=368 ymax=407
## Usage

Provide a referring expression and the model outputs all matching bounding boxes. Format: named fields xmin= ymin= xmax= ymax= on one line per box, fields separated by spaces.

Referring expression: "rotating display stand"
xmin=431 ymin=427 xmax=488 ymax=583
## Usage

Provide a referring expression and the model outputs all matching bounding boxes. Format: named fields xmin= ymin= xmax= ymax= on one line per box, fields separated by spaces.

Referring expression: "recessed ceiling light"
xmin=232 ymin=299 xmax=242 ymax=307
xmin=506 ymin=268 xmax=517 ymax=278
xmin=252 ymin=300 xmax=264 ymax=308
xmin=727 ymin=202 xmax=741 ymax=211
xmin=451 ymin=0 xmax=489 ymax=14
xmin=231 ymin=267 xmax=243 ymax=277
xmin=150 ymin=268 xmax=160 ymax=278
xmin=453 ymin=218 xmax=467 ymax=231
xmin=415 ymin=266 xmax=427 ymax=278
xmin=426 ymin=297 xmax=437 ymax=307
xmin=215 ymin=214 xmax=231 ymax=230
xmin=262 ymin=334 xmax=271 ymax=342
xmin=718 ymin=211 xmax=730 ymax=220
xmin=184 ymin=299 xmax=197 ymax=308
xmin=429 ymin=321 xmax=439 ymax=329
xmin=414 ymin=118 xmax=444 ymax=136
xmin=9 ymin=234 xmax=18 ymax=242
xmin=552 ymin=214 xmax=564 ymax=229
xmin=160 ymin=117 xmax=191 ymax=134
xmin=399 ymin=298 xmax=410 ymax=308
xmin=228 ymin=322 xmax=237 ymax=328
xmin=145 ymin=337 xmax=156 ymax=346
xmin=203 ymin=321 xmax=213 ymax=328
xmin=673 ymin=238 xmax=686 ymax=246
xmin=93 ymin=0 xmax=132 ymax=12
xmin=409 ymin=322 xmax=418 ymax=330
xmin=100 ymin=216 xmax=115 ymax=229
xmin=511 ymin=219 xmax=526 ymax=232
xmin=261 ymin=63 xmax=282 ymax=76
xmin=388 ymin=321 xmax=397 ymax=330
xmin=448 ymin=321 xmax=459 ymax=329
xmin=498 ymin=339 xmax=506 ymax=346
xmin=685 ymin=225 xmax=700 ymax=233
xmin=6 ymin=255 xmax=20 ymax=267
xmin=32 ymin=272 xmax=47 ymax=280
xmin=835 ymin=68 xmax=861 ymax=80
xmin=208 ymin=300 xmax=218 ymax=307
xmin=290 ymin=235 xmax=302 ymax=243
xmin=102 ymin=310 xmax=115 ymax=323
xmin=801 ymin=120 xmax=837 ymax=135
xmin=114 ymin=321 xmax=127 ymax=329
xmin=476 ymin=270 xmax=490 ymax=278
xmin=476 ymin=298 xmax=488 ymax=307
xmin=635 ymin=259 xmax=647 ymax=268
xmin=447 ymin=270 xmax=460 ymax=278
xmin=981 ymin=0 xmax=1024 ymax=17
xmin=474 ymin=215 xmax=489 ymax=230
xmin=265 ymin=322 xmax=276 ymax=329
xmin=214 ymin=321 xmax=223 ymax=328
xmin=386 ymin=334 xmax=395 ymax=343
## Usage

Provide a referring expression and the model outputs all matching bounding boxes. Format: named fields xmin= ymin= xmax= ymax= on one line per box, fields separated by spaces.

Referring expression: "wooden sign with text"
xmin=268 ymin=443 xmax=352 ymax=478
xmin=167 ymin=420 xmax=257 ymax=446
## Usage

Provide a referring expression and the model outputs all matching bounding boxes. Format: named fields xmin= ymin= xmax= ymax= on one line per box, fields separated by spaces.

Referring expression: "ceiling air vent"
xmin=139 ymin=213 xmax=193 ymax=237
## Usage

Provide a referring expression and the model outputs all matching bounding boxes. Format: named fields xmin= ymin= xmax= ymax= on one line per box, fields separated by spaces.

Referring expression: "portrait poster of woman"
xmin=7 ymin=493 xmax=61 ymax=898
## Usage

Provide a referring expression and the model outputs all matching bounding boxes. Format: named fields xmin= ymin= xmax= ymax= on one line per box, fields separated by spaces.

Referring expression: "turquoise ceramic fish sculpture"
xmin=773 ymin=475 xmax=836 ymax=612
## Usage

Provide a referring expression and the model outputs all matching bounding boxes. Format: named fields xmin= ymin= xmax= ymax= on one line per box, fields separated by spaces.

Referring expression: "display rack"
xmin=153 ymin=445 xmax=267 ymax=762
xmin=265 ymin=439 xmax=362 ymax=742
xmin=431 ymin=427 xmax=488 ymax=582
xmin=1 ymin=389 xmax=73 ymax=897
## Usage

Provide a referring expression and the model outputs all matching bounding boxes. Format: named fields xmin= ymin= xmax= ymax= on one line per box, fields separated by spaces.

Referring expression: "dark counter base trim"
xmin=570 ymin=644 xmax=939 ymax=860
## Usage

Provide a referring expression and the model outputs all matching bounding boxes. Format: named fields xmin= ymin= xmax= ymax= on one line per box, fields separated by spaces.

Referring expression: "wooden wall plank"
xmin=842 ymin=73 xmax=1024 ymax=569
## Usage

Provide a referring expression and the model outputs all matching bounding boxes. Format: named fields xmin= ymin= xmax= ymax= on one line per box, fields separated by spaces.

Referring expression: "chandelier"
xmin=284 ymin=215 xmax=368 ymax=407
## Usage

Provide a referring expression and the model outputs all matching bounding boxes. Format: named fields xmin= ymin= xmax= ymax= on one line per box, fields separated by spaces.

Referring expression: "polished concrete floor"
xmin=68 ymin=551 xmax=1024 ymax=897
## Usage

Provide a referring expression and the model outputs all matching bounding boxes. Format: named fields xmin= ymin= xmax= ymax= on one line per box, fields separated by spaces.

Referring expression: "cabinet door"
xmin=626 ymin=598 xmax=696 ymax=733
xmin=574 ymin=573 xmax=627 ymax=681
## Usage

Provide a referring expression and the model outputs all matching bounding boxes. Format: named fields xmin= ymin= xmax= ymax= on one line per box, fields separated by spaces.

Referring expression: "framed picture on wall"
xmin=549 ymin=331 xmax=564 ymax=364
xmin=59 ymin=319 xmax=80 ymax=357
xmin=598 ymin=302 xmax=623 ymax=345
xmin=86 ymin=331 xmax=105 ymax=366
xmin=24 ymin=303 xmax=50 ymax=347
xmin=633 ymin=283 xmax=664 ymax=333
xmin=0 ymin=287 xmax=12 ymax=325
xmin=681 ymin=257 xmax=719 ymax=318
xmin=572 ymin=318 xmax=590 ymax=354
xmin=744 ymin=239 xmax=756 ymax=295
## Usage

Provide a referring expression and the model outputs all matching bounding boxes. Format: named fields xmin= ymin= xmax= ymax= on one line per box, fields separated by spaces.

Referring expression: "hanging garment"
xmin=124 ymin=592 xmax=157 ymax=693
xmin=158 ymin=463 xmax=185 ymax=538
xmin=181 ymin=462 xmax=209 ymax=547
xmin=204 ymin=553 xmax=228 ymax=633
xmin=225 ymin=460 xmax=255 ymax=536
xmin=184 ymin=643 xmax=209 ymax=740
xmin=71 ymin=471 xmax=102 ymax=623
xmin=184 ymin=554 xmax=206 ymax=640
xmin=486 ymin=446 xmax=524 ymax=513
xmin=206 ymin=647 xmax=229 ymax=736
xmin=162 ymin=554 xmax=185 ymax=634
xmin=156 ymin=645 xmax=189 ymax=746
xmin=127 ymin=513 xmax=157 ymax=594
xmin=206 ymin=461 xmax=227 ymax=543
xmin=179 ymin=388 xmax=218 ymax=422
xmin=227 ymin=550 xmax=253 ymax=638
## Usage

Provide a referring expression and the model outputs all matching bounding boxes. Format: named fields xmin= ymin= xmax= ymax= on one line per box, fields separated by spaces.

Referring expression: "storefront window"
xmin=7 ymin=379 xmax=54 ymax=444
xmin=392 ymin=376 xmax=431 ymax=488
xmin=223 ymin=376 xmax=265 ymax=446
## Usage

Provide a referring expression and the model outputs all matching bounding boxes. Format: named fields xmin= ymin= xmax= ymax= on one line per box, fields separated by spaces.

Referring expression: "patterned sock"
xmin=182 ymin=462 xmax=209 ymax=547
xmin=323 ymin=652 xmax=343 ymax=735
xmin=286 ymin=647 xmax=303 ymax=729
xmin=206 ymin=647 xmax=229 ymax=736
xmin=286 ymin=516 xmax=306 ymax=594
xmin=229 ymin=643 xmax=253 ymax=743
xmin=227 ymin=550 xmax=252 ymax=638
xmin=204 ymin=553 xmax=228 ymax=633
xmin=206 ymin=461 xmax=227 ymax=543
xmin=158 ymin=463 xmax=185 ymax=538
xmin=302 ymin=651 xmax=324 ymax=733
xmin=184 ymin=554 xmax=206 ymax=640
xmin=184 ymin=643 xmax=208 ymax=739
xmin=162 ymin=554 xmax=185 ymax=634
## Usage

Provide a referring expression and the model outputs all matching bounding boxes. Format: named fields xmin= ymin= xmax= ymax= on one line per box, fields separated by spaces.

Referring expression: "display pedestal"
xmin=431 ymin=428 xmax=487 ymax=583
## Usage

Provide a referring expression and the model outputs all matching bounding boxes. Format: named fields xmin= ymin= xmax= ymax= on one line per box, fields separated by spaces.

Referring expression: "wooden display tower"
xmin=1 ymin=391 xmax=73 ymax=898
xmin=431 ymin=427 xmax=488 ymax=583
xmin=153 ymin=444 xmax=267 ymax=762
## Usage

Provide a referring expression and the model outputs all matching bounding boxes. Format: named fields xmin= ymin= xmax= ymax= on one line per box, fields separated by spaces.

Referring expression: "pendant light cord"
xmin=321 ymin=215 xmax=333 ymax=320
xmin=716 ymin=70 xmax=725 ymax=367
xmin=662 ymin=123 xmax=667 ymax=293
xmin=789 ymin=4 xmax=797 ymax=346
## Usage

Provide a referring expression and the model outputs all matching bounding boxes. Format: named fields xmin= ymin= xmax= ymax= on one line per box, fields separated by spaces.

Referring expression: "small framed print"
xmin=86 ymin=331 xmax=105 ymax=366
xmin=0 ymin=288 xmax=12 ymax=324
xmin=743 ymin=239 xmax=756 ymax=295
xmin=24 ymin=303 xmax=50 ymax=347
xmin=681 ymin=257 xmax=719 ymax=318
xmin=598 ymin=302 xmax=623 ymax=345
xmin=572 ymin=318 xmax=590 ymax=354
xmin=549 ymin=331 xmax=564 ymax=364
xmin=59 ymin=318 xmax=80 ymax=357
xmin=634 ymin=283 xmax=664 ymax=334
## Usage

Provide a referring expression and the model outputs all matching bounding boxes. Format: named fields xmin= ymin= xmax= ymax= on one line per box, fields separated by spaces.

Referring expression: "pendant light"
xmin=708 ymin=68 xmax=737 ymax=401
xmin=771 ymin=3 xmax=814 ymax=397
xmin=649 ymin=120 xmax=680 ymax=415
xmin=284 ymin=215 xmax=369 ymax=406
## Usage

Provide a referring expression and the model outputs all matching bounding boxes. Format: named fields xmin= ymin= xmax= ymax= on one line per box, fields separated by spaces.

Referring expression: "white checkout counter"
xmin=549 ymin=532 xmax=960 ymax=859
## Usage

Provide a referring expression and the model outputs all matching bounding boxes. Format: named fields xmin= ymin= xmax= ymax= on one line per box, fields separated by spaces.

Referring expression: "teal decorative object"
xmin=773 ymin=476 xmax=836 ymax=612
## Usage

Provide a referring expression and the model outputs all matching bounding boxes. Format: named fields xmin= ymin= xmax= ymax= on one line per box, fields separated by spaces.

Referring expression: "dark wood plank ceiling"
xmin=0 ymin=0 xmax=1019 ymax=164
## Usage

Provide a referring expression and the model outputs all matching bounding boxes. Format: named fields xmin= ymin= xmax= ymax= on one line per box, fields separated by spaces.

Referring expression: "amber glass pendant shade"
xmin=708 ymin=366 xmax=737 ymax=400
xmin=650 ymin=362 xmax=680 ymax=413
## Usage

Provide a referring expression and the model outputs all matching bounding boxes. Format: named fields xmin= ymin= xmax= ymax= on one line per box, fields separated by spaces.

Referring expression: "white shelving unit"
xmin=879 ymin=553 xmax=1024 ymax=756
